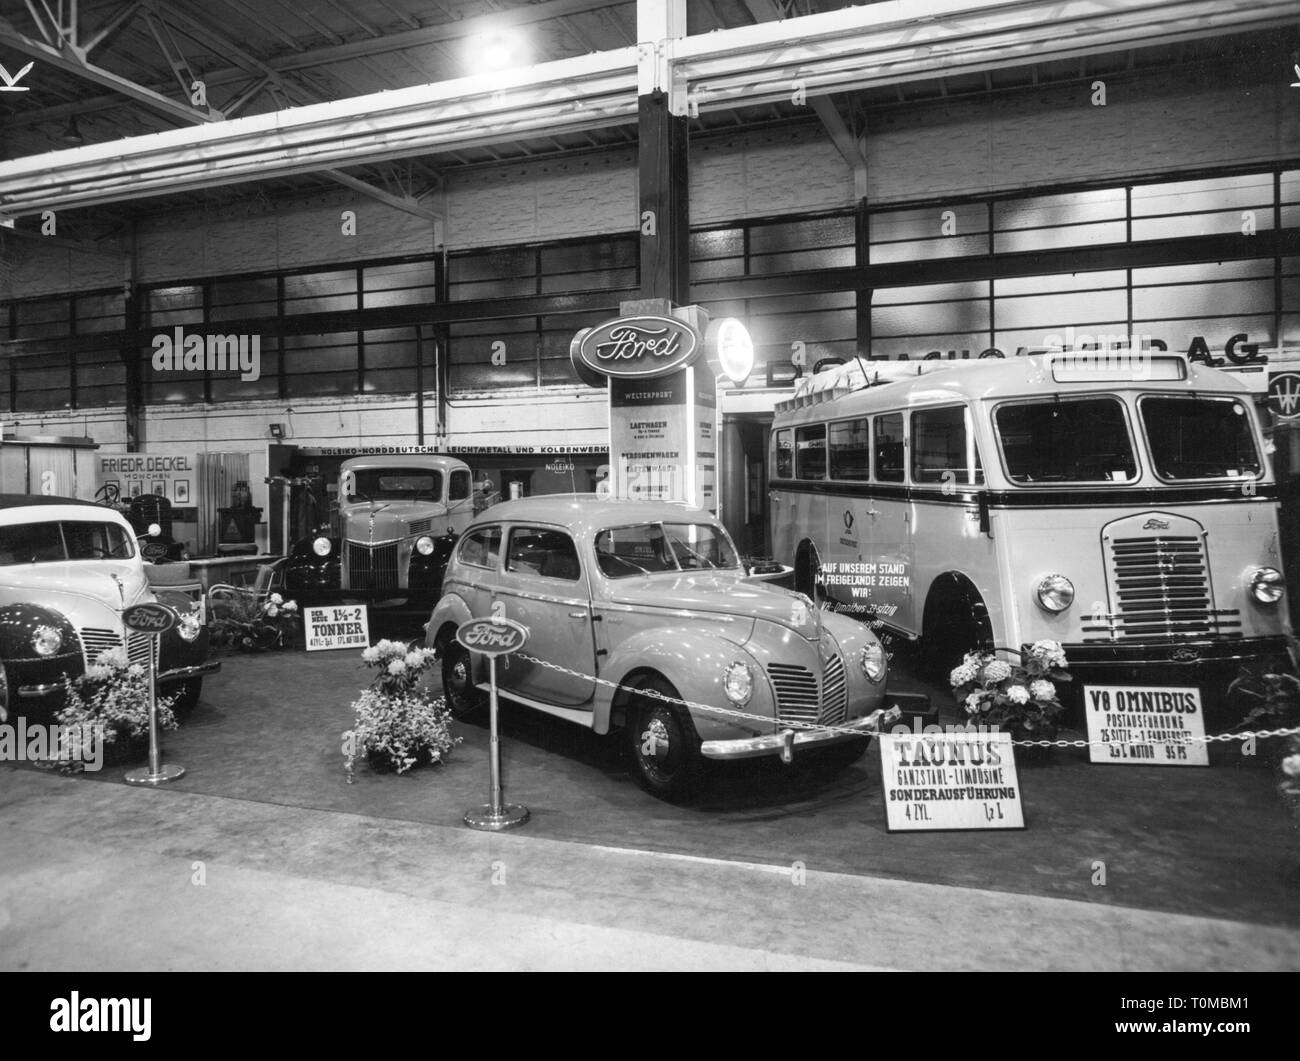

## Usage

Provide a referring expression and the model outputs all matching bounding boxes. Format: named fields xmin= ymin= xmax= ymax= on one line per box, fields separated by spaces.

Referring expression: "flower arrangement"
xmin=342 ymin=639 xmax=461 ymax=782
xmin=209 ymin=591 xmax=300 ymax=652
xmin=1227 ymin=652 xmax=1300 ymax=809
xmin=55 ymin=647 xmax=177 ymax=769
xmin=950 ymin=639 xmax=1072 ymax=742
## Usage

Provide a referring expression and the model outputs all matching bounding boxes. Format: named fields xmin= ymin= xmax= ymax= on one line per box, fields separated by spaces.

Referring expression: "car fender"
xmin=818 ymin=610 xmax=890 ymax=717
xmin=0 ymin=602 xmax=79 ymax=663
xmin=426 ymin=592 xmax=482 ymax=679
xmin=595 ymin=626 xmax=777 ymax=742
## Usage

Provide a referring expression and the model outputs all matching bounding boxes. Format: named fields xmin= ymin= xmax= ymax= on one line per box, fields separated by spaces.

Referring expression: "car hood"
xmin=605 ymin=573 xmax=823 ymax=639
xmin=0 ymin=560 xmax=151 ymax=614
xmin=342 ymin=501 xmax=442 ymax=541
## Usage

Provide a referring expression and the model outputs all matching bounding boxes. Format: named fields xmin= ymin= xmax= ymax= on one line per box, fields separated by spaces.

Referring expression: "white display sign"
xmin=95 ymin=452 xmax=196 ymax=505
xmin=1083 ymin=685 xmax=1209 ymax=766
xmin=879 ymin=731 xmax=1024 ymax=831
xmin=305 ymin=604 xmax=370 ymax=652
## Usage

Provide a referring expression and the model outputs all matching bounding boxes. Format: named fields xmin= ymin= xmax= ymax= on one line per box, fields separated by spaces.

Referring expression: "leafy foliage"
xmin=950 ymin=639 xmax=1072 ymax=740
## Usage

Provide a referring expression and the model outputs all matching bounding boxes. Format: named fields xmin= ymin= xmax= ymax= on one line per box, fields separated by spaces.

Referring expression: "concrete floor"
xmin=3 ymin=633 xmax=1300 ymax=971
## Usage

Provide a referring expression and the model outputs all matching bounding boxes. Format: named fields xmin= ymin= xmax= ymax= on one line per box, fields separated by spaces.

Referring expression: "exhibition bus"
xmin=768 ymin=352 xmax=1292 ymax=725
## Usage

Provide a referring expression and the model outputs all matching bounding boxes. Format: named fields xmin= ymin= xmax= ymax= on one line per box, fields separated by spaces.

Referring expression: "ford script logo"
xmin=122 ymin=602 xmax=178 ymax=635
xmin=1172 ymin=647 xmax=1200 ymax=663
xmin=575 ymin=315 xmax=701 ymax=379
xmin=457 ymin=616 xmax=529 ymax=657
xmin=1143 ymin=517 xmax=1171 ymax=530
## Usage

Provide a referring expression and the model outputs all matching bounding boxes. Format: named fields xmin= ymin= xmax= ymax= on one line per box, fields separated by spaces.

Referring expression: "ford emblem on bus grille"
xmin=575 ymin=315 xmax=701 ymax=379
xmin=1143 ymin=517 xmax=1171 ymax=530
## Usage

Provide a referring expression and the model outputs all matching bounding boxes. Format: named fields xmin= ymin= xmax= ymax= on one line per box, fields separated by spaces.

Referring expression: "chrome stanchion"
xmin=464 ymin=655 xmax=529 ymax=831
xmin=125 ymin=630 xmax=184 ymax=786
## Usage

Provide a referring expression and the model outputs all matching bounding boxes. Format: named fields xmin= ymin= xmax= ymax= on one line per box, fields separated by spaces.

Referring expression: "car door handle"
xmin=568 ymin=610 xmax=587 ymax=619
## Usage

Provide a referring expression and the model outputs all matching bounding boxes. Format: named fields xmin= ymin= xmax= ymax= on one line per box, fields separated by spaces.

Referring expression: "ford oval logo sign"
xmin=457 ymin=616 xmax=529 ymax=657
xmin=123 ymin=602 xmax=178 ymax=635
xmin=575 ymin=315 xmax=701 ymax=379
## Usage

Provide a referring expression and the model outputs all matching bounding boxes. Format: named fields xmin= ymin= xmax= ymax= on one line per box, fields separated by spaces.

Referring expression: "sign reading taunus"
xmin=575 ymin=315 xmax=702 ymax=379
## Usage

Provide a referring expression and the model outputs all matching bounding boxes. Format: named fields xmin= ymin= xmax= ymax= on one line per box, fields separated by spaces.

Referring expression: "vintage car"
xmin=0 ymin=495 xmax=218 ymax=720
xmin=285 ymin=454 xmax=480 ymax=607
xmin=426 ymin=496 xmax=891 ymax=800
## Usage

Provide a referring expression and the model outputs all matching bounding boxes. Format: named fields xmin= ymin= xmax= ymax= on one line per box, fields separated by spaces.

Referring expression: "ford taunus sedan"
xmin=0 ymin=495 xmax=218 ymax=719
xmin=427 ymin=496 xmax=890 ymax=801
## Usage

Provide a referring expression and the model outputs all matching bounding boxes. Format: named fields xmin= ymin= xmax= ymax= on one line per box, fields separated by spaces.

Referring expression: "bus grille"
xmin=1085 ymin=534 xmax=1241 ymax=641
xmin=347 ymin=541 xmax=400 ymax=592
xmin=80 ymin=628 xmax=159 ymax=669
xmin=768 ymin=652 xmax=848 ymax=727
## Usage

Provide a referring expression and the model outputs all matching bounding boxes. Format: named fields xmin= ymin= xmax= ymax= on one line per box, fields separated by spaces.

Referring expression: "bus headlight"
xmin=32 ymin=625 xmax=62 ymax=656
xmin=723 ymin=661 xmax=753 ymax=705
xmin=1035 ymin=574 xmax=1075 ymax=613
xmin=415 ymin=535 xmax=435 ymax=557
xmin=1250 ymin=567 xmax=1285 ymax=604
xmin=860 ymin=642 xmax=887 ymax=683
xmin=312 ymin=537 xmax=332 ymax=557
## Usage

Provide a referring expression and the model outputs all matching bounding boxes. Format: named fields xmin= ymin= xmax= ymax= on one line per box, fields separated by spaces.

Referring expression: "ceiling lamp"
xmin=61 ymin=115 xmax=84 ymax=145
xmin=468 ymin=28 xmax=527 ymax=71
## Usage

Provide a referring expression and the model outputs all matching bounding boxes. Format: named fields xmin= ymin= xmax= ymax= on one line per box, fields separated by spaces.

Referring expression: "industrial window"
xmin=283 ymin=270 xmax=357 ymax=315
xmin=828 ymin=418 xmax=870 ymax=481
xmin=911 ymin=406 xmax=982 ymax=485
xmin=74 ymin=347 xmax=127 ymax=409
xmin=363 ymin=261 xmax=437 ymax=309
xmin=15 ymin=297 xmax=71 ymax=340
xmin=362 ymin=327 xmax=421 ymax=395
xmin=795 ymin=424 xmax=826 ymax=480
xmin=282 ymin=331 xmax=357 ymax=398
xmin=12 ymin=352 xmax=71 ymax=411
xmin=874 ymin=413 xmax=905 ymax=482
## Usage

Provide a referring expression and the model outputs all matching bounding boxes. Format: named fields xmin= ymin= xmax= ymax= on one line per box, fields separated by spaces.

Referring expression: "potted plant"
xmin=950 ymin=639 xmax=1072 ymax=758
xmin=209 ymin=591 xmax=301 ymax=652
xmin=55 ymin=647 xmax=178 ymax=770
xmin=342 ymin=639 xmax=461 ymax=782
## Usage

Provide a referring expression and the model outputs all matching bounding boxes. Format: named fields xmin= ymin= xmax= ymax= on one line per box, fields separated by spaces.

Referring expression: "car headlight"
xmin=312 ymin=536 xmax=332 ymax=557
xmin=1035 ymin=574 xmax=1075 ymax=613
xmin=415 ymin=535 xmax=435 ymax=556
xmin=178 ymin=610 xmax=203 ymax=642
xmin=860 ymin=642 xmax=887 ymax=683
xmin=1251 ymin=566 xmax=1285 ymax=604
xmin=32 ymin=625 xmax=62 ymax=657
xmin=723 ymin=661 xmax=753 ymax=705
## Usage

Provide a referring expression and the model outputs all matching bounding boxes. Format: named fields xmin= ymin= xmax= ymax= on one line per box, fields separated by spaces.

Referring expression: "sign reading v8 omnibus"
xmin=769 ymin=354 xmax=1291 ymax=727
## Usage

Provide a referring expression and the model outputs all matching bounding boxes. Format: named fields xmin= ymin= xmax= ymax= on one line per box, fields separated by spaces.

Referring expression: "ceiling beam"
xmin=1 ymin=0 xmax=1293 ymax=216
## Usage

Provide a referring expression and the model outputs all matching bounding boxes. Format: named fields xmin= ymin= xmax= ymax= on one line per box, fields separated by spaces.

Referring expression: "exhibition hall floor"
xmin=3 ymin=640 xmax=1300 ymax=971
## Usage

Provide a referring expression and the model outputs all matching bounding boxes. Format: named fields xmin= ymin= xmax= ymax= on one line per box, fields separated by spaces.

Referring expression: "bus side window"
xmin=912 ymin=406 xmax=984 ymax=485
xmin=829 ymin=418 xmax=870 ymax=480
xmin=874 ymin=413 xmax=905 ymax=482
xmin=774 ymin=429 xmax=793 ymax=479
xmin=795 ymin=424 xmax=827 ymax=480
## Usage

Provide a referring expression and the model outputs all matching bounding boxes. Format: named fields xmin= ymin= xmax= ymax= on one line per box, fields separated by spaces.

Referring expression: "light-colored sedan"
xmin=426 ymin=496 xmax=890 ymax=801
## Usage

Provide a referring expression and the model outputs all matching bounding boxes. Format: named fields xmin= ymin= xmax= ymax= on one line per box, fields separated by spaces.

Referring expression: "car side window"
xmin=506 ymin=527 xmax=582 ymax=582
xmin=458 ymin=526 xmax=502 ymax=569
xmin=449 ymin=470 xmax=471 ymax=501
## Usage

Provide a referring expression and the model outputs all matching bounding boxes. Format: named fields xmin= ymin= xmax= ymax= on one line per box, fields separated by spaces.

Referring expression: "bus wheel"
xmin=794 ymin=541 xmax=824 ymax=602
xmin=922 ymin=582 xmax=992 ymax=681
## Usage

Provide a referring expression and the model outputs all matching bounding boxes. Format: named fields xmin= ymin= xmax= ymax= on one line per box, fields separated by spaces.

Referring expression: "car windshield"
xmin=348 ymin=468 xmax=442 ymax=503
xmin=996 ymin=397 xmax=1138 ymax=483
xmin=0 ymin=520 xmax=135 ymax=565
xmin=1139 ymin=396 xmax=1262 ymax=481
xmin=595 ymin=522 xmax=740 ymax=577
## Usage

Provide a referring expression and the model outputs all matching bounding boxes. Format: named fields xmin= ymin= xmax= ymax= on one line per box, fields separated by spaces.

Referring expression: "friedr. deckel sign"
xmin=575 ymin=315 xmax=702 ymax=380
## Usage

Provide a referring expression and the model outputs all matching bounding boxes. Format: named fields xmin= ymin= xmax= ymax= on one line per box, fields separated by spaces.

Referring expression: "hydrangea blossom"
xmin=1282 ymin=754 xmax=1300 ymax=779
xmin=1006 ymin=684 xmax=1030 ymax=704
xmin=964 ymin=692 xmax=985 ymax=714
xmin=1029 ymin=639 xmax=1068 ymax=669
xmin=387 ymin=659 xmax=406 ymax=675
xmin=269 ymin=592 xmax=283 ymax=605
xmin=981 ymin=659 xmax=1012 ymax=683
xmin=1030 ymin=679 xmax=1056 ymax=701
xmin=950 ymin=661 xmax=979 ymax=686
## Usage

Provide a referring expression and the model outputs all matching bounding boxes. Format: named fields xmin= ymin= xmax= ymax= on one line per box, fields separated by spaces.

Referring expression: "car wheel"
xmin=441 ymin=641 xmax=485 ymax=720
xmin=625 ymin=678 xmax=704 ymax=802
xmin=170 ymin=678 xmax=202 ymax=718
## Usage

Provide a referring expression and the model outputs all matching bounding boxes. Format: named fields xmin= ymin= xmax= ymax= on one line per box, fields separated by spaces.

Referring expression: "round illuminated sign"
xmin=575 ymin=316 xmax=702 ymax=380
xmin=706 ymin=317 xmax=754 ymax=384
xmin=456 ymin=616 xmax=529 ymax=657
xmin=1268 ymin=372 xmax=1300 ymax=420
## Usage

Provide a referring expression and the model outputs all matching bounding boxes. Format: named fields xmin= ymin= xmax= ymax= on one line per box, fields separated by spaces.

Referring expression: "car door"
xmin=492 ymin=524 xmax=598 ymax=707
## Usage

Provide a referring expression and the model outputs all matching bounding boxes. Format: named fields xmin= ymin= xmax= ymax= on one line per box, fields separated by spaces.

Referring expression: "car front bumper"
xmin=19 ymin=659 xmax=220 ymax=699
xmin=700 ymin=712 xmax=879 ymax=760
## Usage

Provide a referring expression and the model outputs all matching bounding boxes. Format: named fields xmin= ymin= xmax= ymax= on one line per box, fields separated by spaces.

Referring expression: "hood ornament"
xmin=111 ymin=573 xmax=125 ymax=603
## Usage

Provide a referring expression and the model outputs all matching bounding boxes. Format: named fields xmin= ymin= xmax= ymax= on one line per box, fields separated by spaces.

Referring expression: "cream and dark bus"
xmin=769 ymin=352 xmax=1291 ymax=726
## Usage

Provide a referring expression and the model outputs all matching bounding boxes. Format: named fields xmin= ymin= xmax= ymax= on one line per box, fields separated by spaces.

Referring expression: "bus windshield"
xmin=1139 ymin=396 xmax=1261 ymax=481
xmin=996 ymin=397 xmax=1138 ymax=484
xmin=595 ymin=522 xmax=740 ymax=577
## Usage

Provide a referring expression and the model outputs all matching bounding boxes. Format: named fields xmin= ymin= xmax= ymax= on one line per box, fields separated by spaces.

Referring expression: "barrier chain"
xmin=512 ymin=652 xmax=1300 ymax=750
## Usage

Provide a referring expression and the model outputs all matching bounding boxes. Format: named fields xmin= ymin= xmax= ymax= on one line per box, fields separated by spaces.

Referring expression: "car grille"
xmin=767 ymin=651 xmax=848 ymax=727
xmin=347 ymin=541 xmax=400 ymax=593
xmin=1084 ymin=534 xmax=1241 ymax=641
xmin=79 ymin=627 xmax=159 ymax=668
